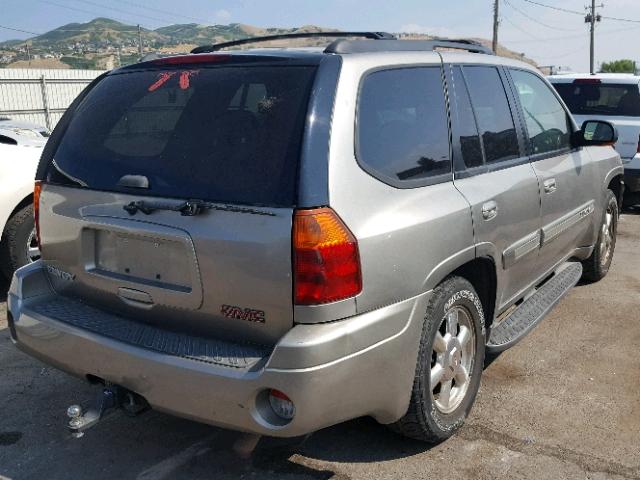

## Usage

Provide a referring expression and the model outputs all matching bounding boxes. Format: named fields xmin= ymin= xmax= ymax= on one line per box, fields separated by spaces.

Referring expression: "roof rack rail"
xmin=324 ymin=38 xmax=494 ymax=55
xmin=191 ymin=32 xmax=396 ymax=54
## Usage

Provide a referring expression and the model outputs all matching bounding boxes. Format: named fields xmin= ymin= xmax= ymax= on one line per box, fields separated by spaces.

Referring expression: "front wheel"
xmin=389 ymin=276 xmax=485 ymax=443
xmin=582 ymin=190 xmax=618 ymax=283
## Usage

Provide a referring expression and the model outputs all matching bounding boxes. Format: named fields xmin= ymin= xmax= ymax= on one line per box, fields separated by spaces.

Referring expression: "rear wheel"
xmin=582 ymin=190 xmax=618 ymax=283
xmin=0 ymin=204 xmax=40 ymax=279
xmin=390 ymin=276 xmax=485 ymax=443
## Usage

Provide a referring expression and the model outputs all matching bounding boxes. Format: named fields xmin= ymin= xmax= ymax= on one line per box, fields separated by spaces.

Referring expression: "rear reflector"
xmin=293 ymin=208 xmax=362 ymax=305
xmin=268 ymin=389 xmax=295 ymax=420
xmin=33 ymin=181 xmax=42 ymax=246
xmin=152 ymin=54 xmax=230 ymax=65
xmin=573 ymin=78 xmax=601 ymax=84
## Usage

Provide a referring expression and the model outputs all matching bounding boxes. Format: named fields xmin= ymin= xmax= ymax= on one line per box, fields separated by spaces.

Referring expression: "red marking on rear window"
xmin=179 ymin=70 xmax=200 ymax=90
xmin=148 ymin=71 xmax=177 ymax=92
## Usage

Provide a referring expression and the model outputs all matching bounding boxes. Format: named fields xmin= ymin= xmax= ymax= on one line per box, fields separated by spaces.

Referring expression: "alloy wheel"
xmin=430 ymin=306 xmax=476 ymax=414
xmin=599 ymin=205 xmax=615 ymax=267
xmin=25 ymin=228 xmax=41 ymax=263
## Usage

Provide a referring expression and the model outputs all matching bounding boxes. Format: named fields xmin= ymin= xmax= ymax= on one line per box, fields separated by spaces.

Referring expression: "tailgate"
xmin=39 ymin=186 xmax=294 ymax=344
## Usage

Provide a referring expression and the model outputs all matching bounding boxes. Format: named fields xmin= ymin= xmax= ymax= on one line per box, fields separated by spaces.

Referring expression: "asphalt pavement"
xmin=0 ymin=211 xmax=638 ymax=480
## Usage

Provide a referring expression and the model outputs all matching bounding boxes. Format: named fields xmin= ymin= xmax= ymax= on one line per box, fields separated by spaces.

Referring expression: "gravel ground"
xmin=0 ymin=212 xmax=638 ymax=480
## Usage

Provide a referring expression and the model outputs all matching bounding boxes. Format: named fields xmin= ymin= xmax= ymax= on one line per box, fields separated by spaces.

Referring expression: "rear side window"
xmin=357 ymin=67 xmax=451 ymax=186
xmin=48 ymin=65 xmax=317 ymax=207
xmin=510 ymin=69 xmax=571 ymax=155
xmin=552 ymin=82 xmax=640 ymax=117
xmin=463 ymin=66 xmax=520 ymax=164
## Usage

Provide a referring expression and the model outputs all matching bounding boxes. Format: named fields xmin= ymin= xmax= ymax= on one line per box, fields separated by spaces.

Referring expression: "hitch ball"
xmin=67 ymin=405 xmax=83 ymax=420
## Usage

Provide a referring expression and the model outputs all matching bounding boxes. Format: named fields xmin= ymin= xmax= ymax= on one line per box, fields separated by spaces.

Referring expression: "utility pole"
xmin=585 ymin=0 xmax=602 ymax=75
xmin=137 ymin=24 xmax=143 ymax=57
xmin=492 ymin=0 xmax=500 ymax=54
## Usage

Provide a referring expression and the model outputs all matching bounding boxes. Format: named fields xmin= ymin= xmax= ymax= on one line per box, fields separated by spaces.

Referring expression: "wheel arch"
xmin=602 ymin=165 xmax=624 ymax=206
xmin=450 ymin=257 xmax=498 ymax=330
xmin=607 ymin=173 xmax=624 ymax=212
xmin=423 ymin=247 xmax=499 ymax=329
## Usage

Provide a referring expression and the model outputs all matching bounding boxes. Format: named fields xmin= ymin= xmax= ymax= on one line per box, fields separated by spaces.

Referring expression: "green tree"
xmin=600 ymin=59 xmax=637 ymax=73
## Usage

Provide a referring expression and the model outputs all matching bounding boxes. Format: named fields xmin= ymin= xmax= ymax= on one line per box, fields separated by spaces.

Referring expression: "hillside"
xmin=20 ymin=18 xmax=163 ymax=47
xmin=0 ymin=18 xmax=333 ymax=51
xmin=0 ymin=18 xmax=536 ymax=69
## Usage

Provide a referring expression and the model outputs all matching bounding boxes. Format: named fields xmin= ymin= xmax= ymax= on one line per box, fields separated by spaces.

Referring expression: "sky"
xmin=2 ymin=0 xmax=640 ymax=72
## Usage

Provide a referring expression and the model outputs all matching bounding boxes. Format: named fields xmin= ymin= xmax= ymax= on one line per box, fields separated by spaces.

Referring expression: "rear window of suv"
xmin=552 ymin=82 xmax=640 ymax=117
xmin=48 ymin=65 xmax=317 ymax=207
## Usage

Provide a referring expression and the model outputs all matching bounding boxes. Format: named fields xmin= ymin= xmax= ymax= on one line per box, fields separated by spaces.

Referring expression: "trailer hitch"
xmin=66 ymin=385 xmax=149 ymax=438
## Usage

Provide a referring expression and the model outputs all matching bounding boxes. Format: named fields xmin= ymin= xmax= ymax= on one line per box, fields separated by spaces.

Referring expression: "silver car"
xmin=7 ymin=33 xmax=623 ymax=442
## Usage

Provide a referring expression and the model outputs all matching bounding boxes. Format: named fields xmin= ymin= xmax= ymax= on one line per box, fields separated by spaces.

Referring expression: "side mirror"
xmin=571 ymin=120 xmax=618 ymax=147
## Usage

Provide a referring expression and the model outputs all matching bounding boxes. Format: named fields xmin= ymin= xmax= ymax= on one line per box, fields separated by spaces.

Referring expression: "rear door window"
xmin=356 ymin=67 xmax=451 ymax=186
xmin=552 ymin=82 xmax=640 ymax=116
xmin=48 ymin=65 xmax=317 ymax=207
xmin=449 ymin=66 xmax=484 ymax=169
xmin=510 ymin=69 xmax=572 ymax=155
xmin=462 ymin=66 xmax=520 ymax=164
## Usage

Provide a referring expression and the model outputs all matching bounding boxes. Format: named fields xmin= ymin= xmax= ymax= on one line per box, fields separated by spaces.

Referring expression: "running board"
xmin=486 ymin=262 xmax=582 ymax=353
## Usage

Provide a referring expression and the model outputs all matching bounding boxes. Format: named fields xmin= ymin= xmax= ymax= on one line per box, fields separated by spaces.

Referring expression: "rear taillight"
xmin=33 ymin=181 xmax=42 ymax=246
xmin=636 ymin=135 xmax=640 ymax=154
xmin=293 ymin=208 xmax=362 ymax=305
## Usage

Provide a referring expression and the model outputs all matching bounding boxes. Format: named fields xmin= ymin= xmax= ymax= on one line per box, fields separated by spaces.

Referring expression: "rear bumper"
xmin=8 ymin=261 xmax=430 ymax=437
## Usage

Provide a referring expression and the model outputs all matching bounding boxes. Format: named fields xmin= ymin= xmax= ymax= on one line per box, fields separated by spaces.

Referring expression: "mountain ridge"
xmin=0 ymin=18 xmax=536 ymax=68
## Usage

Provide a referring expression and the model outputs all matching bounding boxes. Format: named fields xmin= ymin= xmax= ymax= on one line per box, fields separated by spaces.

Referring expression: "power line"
xmin=520 ymin=0 xmax=583 ymax=16
xmin=504 ymin=0 xmax=579 ymax=31
xmin=36 ymin=0 xmax=155 ymax=30
xmin=601 ymin=14 xmax=640 ymax=24
xmin=504 ymin=23 xmax=640 ymax=44
xmin=0 ymin=25 xmax=42 ymax=36
xmin=501 ymin=14 xmax=544 ymax=41
xmin=521 ymin=0 xmax=640 ymax=23
xmin=70 ymin=0 xmax=183 ymax=26
xmin=111 ymin=0 xmax=210 ymax=25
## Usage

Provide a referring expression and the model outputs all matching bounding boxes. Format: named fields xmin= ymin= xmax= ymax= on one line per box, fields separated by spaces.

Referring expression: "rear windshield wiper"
xmin=123 ymin=199 xmax=275 ymax=217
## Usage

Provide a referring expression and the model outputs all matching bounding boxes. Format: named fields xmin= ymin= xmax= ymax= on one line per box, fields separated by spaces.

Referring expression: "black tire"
xmin=0 ymin=204 xmax=37 ymax=279
xmin=582 ymin=190 xmax=618 ymax=283
xmin=389 ymin=276 xmax=485 ymax=443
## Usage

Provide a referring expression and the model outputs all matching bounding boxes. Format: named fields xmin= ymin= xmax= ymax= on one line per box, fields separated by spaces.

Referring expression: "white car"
xmin=0 ymin=118 xmax=49 ymax=278
xmin=0 ymin=117 xmax=50 ymax=147
xmin=548 ymin=73 xmax=640 ymax=206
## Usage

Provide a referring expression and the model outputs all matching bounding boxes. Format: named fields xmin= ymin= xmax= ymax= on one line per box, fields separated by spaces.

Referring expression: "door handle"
xmin=544 ymin=178 xmax=557 ymax=194
xmin=482 ymin=201 xmax=498 ymax=221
